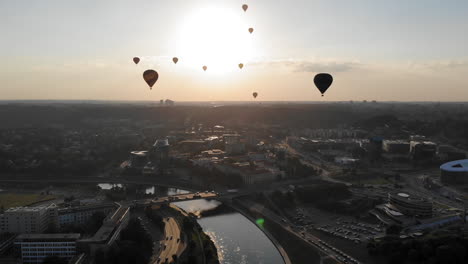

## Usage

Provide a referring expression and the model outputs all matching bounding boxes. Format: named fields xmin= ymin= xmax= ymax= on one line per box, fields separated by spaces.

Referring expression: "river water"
xmin=96 ymin=184 xmax=284 ymax=264
xmin=175 ymin=200 xmax=285 ymax=264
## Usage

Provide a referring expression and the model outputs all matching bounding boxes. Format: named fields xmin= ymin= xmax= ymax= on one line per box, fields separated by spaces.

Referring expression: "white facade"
xmin=0 ymin=204 xmax=58 ymax=234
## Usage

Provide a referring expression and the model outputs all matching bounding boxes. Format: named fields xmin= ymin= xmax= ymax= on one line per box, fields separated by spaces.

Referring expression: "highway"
xmin=279 ymin=141 xmax=346 ymax=184
xmin=156 ymin=217 xmax=183 ymax=264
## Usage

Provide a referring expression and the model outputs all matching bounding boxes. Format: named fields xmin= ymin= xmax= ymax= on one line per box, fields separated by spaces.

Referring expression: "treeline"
xmin=180 ymin=216 xmax=219 ymax=264
xmin=95 ymin=219 xmax=153 ymax=264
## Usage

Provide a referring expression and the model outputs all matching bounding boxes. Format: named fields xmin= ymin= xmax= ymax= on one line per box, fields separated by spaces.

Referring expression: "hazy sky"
xmin=1 ymin=0 xmax=468 ymax=101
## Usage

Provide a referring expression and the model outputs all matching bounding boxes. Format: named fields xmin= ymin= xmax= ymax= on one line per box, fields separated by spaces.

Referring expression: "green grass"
xmin=0 ymin=193 xmax=56 ymax=209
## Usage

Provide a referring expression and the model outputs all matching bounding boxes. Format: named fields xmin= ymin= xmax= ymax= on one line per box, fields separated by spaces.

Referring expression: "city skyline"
xmin=1 ymin=0 xmax=468 ymax=101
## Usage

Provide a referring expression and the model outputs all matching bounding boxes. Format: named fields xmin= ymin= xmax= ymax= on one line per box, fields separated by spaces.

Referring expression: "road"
xmin=151 ymin=192 xmax=217 ymax=204
xmin=157 ymin=216 xmax=182 ymax=264
xmin=0 ymin=174 xmax=200 ymax=192
xmin=278 ymin=141 xmax=346 ymax=184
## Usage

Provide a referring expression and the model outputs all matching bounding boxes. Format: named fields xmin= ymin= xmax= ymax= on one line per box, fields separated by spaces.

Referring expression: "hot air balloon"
xmin=203 ymin=66 xmax=207 ymax=71
xmin=173 ymin=57 xmax=179 ymax=64
xmin=143 ymin=70 xmax=159 ymax=90
xmin=248 ymin=28 xmax=254 ymax=34
xmin=253 ymin=92 xmax=258 ymax=99
xmin=239 ymin=63 xmax=244 ymax=69
xmin=133 ymin=57 xmax=140 ymax=65
xmin=314 ymin=73 xmax=333 ymax=96
xmin=242 ymin=4 xmax=248 ymax=12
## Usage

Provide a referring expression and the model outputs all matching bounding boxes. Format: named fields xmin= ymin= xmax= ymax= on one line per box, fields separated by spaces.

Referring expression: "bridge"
xmin=132 ymin=191 xmax=219 ymax=207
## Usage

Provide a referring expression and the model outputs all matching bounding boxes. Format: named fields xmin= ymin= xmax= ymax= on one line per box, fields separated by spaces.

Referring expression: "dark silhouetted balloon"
xmin=314 ymin=73 xmax=333 ymax=96
xmin=248 ymin=28 xmax=254 ymax=34
xmin=242 ymin=4 xmax=248 ymax=12
xmin=203 ymin=66 xmax=207 ymax=71
xmin=253 ymin=92 xmax=258 ymax=99
xmin=173 ymin=57 xmax=179 ymax=64
xmin=143 ymin=70 xmax=158 ymax=90
xmin=239 ymin=63 xmax=244 ymax=69
xmin=133 ymin=57 xmax=140 ymax=64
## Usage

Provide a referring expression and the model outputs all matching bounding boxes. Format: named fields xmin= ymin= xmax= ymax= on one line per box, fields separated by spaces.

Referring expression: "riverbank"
xmin=231 ymin=198 xmax=327 ymax=264
xmin=168 ymin=205 xmax=220 ymax=264
xmin=229 ymin=201 xmax=293 ymax=264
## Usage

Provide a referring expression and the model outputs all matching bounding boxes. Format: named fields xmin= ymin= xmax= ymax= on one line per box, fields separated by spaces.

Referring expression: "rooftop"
xmin=5 ymin=204 xmax=56 ymax=213
xmin=153 ymin=138 xmax=169 ymax=147
xmin=16 ymin=233 xmax=81 ymax=240
xmin=130 ymin=151 xmax=148 ymax=157
xmin=440 ymin=159 xmax=468 ymax=172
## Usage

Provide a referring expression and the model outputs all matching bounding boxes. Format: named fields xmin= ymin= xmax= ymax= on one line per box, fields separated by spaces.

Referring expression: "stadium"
xmin=440 ymin=159 xmax=468 ymax=184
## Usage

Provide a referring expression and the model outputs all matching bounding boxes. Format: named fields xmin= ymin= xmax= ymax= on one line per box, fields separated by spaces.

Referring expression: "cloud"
xmin=250 ymin=58 xmax=363 ymax=73
xmin=408 ymin=60 xmax=468 ymax=72
xmin=293 ymin=61 xmax=362 ymax=73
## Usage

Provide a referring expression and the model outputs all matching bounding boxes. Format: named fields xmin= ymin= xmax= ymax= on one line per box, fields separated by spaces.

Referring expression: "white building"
xmin=0 ymin=204 xmax=58 ymax=234
xmin=15 ymin=233 xmax=80 ymax=264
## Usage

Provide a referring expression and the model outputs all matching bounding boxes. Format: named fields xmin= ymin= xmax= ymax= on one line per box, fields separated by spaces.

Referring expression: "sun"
xmin=175 ymin=7 xmax=256 ymax=75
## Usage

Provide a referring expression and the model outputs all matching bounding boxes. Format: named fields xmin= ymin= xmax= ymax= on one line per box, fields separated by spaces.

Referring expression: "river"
xmin=175 ymin=200 xmax=285 ymax=264
xmin=99 ymin=184 xmax=285 ymax=263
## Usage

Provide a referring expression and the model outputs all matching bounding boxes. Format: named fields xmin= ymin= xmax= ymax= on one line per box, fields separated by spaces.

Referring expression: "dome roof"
xmin=440 ymin=159 xmax=468 ymax=172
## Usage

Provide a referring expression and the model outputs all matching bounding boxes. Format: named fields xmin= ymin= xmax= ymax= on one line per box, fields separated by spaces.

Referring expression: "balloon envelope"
xmin=143 ymin=70 xmax=159 ymax=89
xmin=248 ymin=28 xmax=254 ymax=34
xmin=253 ymin=92 xmax=258 ymax=98
xmin=203 ymin=66 xmax=207 ymax=71
xmin=242 ymin=4 xmax=248 ymax=12
xmin=173 ymin=57 xmax=179 ymax=64
xmin=314 ymin=73 xmax=333 ymax=96
xmin=133 ymin=57 xmax=140 ymax=64
xmin=239 ymin=63 xmax=244 ymax=69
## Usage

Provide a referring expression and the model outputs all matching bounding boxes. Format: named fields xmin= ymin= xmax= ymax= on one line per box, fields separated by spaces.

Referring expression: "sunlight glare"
xmin=175 ymin=7 xmax=256 ymax=75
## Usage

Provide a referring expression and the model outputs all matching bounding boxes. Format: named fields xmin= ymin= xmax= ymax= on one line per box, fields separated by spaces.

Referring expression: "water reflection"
xmin=175 ymin=200 xmax=284 ymax=264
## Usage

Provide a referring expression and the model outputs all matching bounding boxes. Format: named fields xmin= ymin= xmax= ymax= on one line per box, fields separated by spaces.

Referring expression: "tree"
xmin=42 ymin=256 xmax=67 ymax=264
xmin=385 ymin=225 xmax=402 ymax=236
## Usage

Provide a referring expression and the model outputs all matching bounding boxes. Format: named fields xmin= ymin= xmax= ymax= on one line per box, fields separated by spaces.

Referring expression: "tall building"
xmin=127 ymin=138 xmax=170 ymax=175
xmin=15 ymin=233 xmax=80 ymax=264
xmin=150 ymin=138 xmax=170 ymax=165
xmin=382 ymin=140 xmax=410 ymax=154
xmin=410 ymin=141 xmax=437 ymax=161
xmin=0 ymin=204 xmax=58 ymax=234
xmin=129 ymin=151 xmax=149 ymax=169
